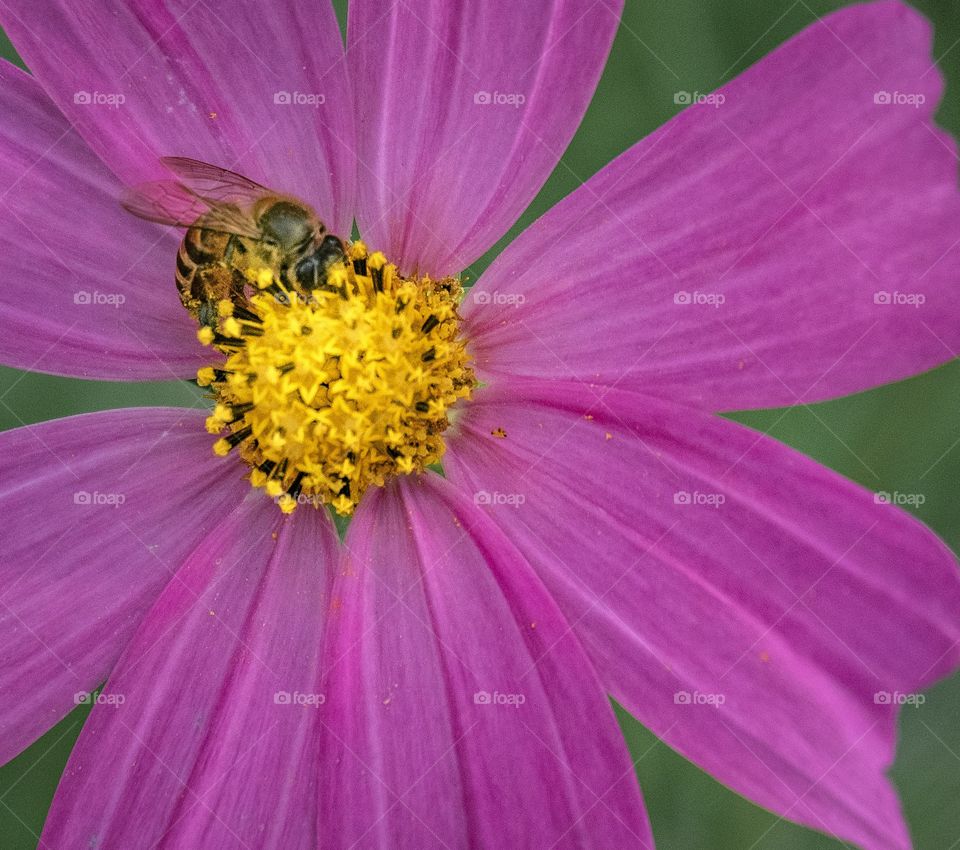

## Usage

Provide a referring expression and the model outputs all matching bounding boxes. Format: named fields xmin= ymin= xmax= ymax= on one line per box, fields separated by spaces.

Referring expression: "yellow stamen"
xmin=221 ymin=317 xmax=242 ymax=338
xmin=196 ymin=243 xmax=475 ymax=515
xmin=196 ymin=366 xmax=217 ymax=387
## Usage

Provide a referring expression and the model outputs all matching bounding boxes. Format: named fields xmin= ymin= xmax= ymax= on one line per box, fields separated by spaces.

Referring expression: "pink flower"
xmin=0 ymin=1 xmax=958 ymax=848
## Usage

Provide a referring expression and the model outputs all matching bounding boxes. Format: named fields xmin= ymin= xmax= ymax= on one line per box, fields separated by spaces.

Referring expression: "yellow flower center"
xmin=196 ymin=242 xmax=475 ymax=515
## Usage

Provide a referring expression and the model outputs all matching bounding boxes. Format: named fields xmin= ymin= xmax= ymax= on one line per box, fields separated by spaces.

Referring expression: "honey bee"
xmin=121 ymin=157 xmax=347 ymax=327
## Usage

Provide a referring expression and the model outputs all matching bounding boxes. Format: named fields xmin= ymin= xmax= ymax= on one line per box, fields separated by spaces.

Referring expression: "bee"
xmin=121 ymin=157 xmax=347 ymax=327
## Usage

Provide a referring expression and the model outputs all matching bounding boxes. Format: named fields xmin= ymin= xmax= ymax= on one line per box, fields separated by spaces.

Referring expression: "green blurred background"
xmin=2 ymin=0 xmax=959 ymax=847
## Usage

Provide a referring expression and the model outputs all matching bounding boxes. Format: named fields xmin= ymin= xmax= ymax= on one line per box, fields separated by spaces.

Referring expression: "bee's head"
xmin=258 ymin=200 xmax=316 ymax=252
xmin=295 ymin=235 xmax=347 ymax=291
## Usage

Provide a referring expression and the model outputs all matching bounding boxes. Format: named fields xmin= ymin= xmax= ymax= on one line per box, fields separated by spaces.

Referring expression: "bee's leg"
xmin=190 ymin=265 xmax=230 ymax=328
xmin=223 ymin=234 xmax=242 ymax=263
xmin=197 ymin=300 xmax=218 ymax=329
xmin=177 ymin=269 xmax=197 ymax=312
xmin=229 ymin=267 xmax=250 ymax=306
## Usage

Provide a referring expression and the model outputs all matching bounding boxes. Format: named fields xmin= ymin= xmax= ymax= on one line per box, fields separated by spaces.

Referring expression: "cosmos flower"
xmin=0 ymin=0 xmax=958 ymax=847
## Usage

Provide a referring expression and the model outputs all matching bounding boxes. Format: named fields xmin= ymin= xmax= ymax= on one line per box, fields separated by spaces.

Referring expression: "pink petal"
xmin=320 ymin=475 xmax=653 ymax=847
xmin=445 ymin=379 xmax=960 ymax=850
xmin=0 ymin=408 xmax=248 ymax=765
xmin=465 ymin=1 xmax=960 ymax=411
xmin=41 ymin=500 xmax=338 ymax=848
xmin=0 ymin=61 xmax=206 ymax=380
xmin=348 ymin=0 xmax=622 ymax=276
xmin=0 ymin=0 xmax=355 ymax=232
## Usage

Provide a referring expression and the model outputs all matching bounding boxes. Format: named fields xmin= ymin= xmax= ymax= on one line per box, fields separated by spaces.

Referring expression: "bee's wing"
xmin=159 ymin=157 xmax=271 ymax=206
xmin=120 ymin=179 xmax=264 ymax=239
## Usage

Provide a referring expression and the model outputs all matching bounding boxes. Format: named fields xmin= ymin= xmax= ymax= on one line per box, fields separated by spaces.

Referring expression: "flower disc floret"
xmin=197 ymin=243 xmax=475 ymax=514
